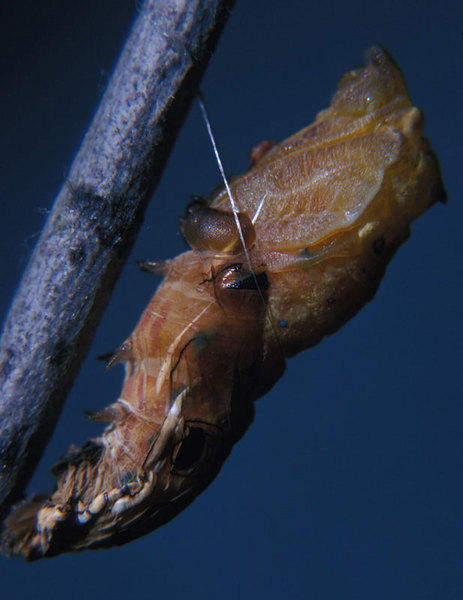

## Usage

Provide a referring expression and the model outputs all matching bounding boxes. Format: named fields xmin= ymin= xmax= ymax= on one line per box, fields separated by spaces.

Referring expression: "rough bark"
xmin=0 ymin=0 xmax=236 ymax=520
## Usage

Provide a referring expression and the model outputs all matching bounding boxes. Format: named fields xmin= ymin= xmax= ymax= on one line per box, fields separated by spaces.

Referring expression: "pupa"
xmin=1 ymin=47 xmax=445 ymax=560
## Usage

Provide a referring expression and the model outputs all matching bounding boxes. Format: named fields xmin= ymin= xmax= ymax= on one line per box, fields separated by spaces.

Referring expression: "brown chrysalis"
xmin=2 ymin=47 xmax=445 ymax=560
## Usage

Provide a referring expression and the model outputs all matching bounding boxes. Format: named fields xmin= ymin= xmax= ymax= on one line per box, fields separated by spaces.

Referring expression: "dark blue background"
xmin=1 ymin=1 xmax=462 ymax=598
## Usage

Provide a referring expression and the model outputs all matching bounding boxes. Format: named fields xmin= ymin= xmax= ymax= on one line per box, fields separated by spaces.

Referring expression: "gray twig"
xmin=0 ymin=0 xmax=235 ymax=520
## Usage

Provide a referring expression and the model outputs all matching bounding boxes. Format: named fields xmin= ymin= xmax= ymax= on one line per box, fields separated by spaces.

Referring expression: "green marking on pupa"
xmin=194 ymin=328 xmax=218 ymax=358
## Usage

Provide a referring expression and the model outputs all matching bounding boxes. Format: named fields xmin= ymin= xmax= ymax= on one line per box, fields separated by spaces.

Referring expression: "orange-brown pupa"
xmin=1 ymin=47 xmax=445 ymax=560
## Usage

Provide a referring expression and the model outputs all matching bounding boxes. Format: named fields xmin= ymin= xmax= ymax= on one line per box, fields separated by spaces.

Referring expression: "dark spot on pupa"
xmin=327 ymin=297 xmax=336 ymax=304
xmin=223 ymin=265 xmax=269 ymax=291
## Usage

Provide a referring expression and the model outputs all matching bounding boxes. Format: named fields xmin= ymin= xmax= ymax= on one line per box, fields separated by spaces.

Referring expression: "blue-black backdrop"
xmin=1 ymin=1 xmax=462 ymax=599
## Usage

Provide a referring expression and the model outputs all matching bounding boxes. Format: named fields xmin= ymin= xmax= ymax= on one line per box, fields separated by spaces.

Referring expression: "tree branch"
xmin=0 ymin=0 xmax=235 ymax=520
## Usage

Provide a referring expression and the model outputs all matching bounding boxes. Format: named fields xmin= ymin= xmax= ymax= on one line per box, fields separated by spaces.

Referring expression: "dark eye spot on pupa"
xmin=231 ymin=271 xmax=268 ymax=291
xmin=221 ymin=264 xmax=269 ymax=291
